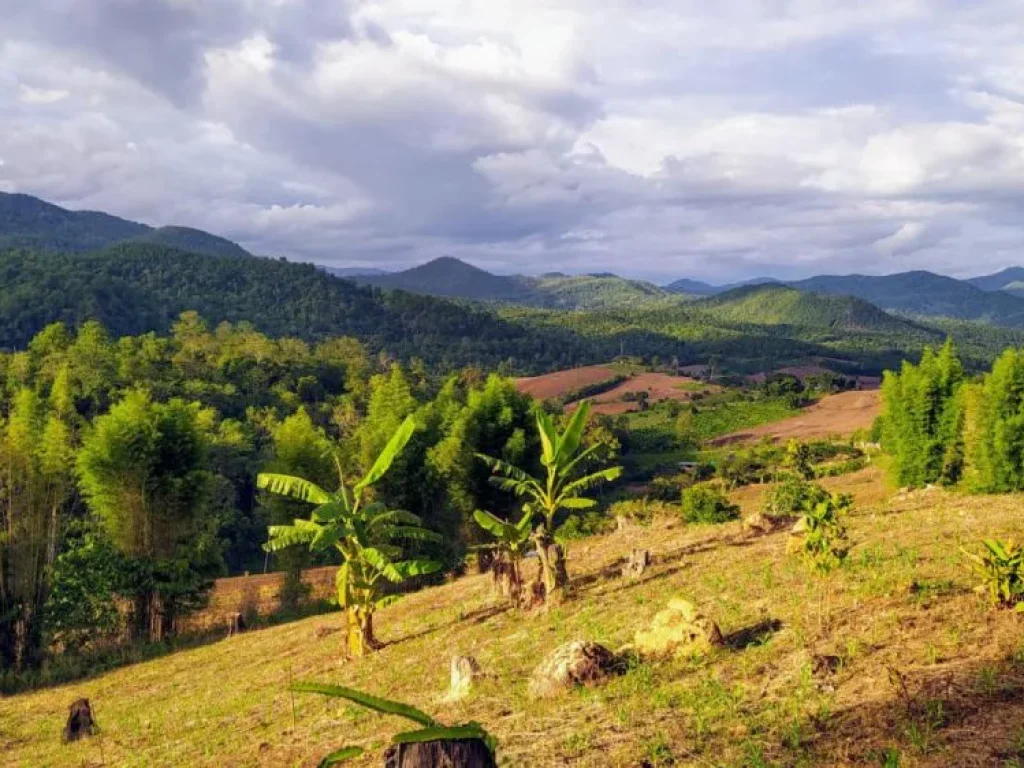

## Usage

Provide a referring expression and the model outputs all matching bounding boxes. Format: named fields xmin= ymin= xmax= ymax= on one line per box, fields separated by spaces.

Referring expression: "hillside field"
xmin=710 ymin=390 xmax=882 ymax=446
xmin=5 ymin=467 xmax=1024 ymax=767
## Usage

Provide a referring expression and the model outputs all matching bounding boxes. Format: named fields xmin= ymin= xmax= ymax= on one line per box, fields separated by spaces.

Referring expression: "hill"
xmin=694 ymin=284 xmax=937 ymax=337
xmin=791 ymin=271 xmax=1024 ymax=328
xmin=4 ymin=467 xmax=1023 ymax=766
xmin=324 ymin=266 xmax=391 ymax=278
xmin=664 ymin=277 xmax=719 ymax=295
xmin=967 ymin=266 xmax=1024 ymax=297
xmin=362 ymin=257 xmax=684 ymax=310
xmin=0 ymin=191 xmax=250 ymax=256
xmin=0 ymin=244 xmax=602 ymax=372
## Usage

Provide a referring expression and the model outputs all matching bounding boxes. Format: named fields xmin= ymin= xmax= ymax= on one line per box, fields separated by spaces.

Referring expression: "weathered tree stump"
xmin=445 ymin=655 xmax=481 ymax=701
xmin=622 ymin=548 xmax=651 ymax=579
xmin=227 ymin=612 xmax=247 ymax=637
xmin=475 ymin=549 xmax=494 ymax=575
xmin=63 ymin=698 xmax=97 ymax=743
xmin=383 ymin=739 xmax=496 ymax=767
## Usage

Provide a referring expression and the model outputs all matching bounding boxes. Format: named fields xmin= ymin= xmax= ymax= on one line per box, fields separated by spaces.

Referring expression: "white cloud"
xmin=4 ymin=0 xmax=1024 ymax=280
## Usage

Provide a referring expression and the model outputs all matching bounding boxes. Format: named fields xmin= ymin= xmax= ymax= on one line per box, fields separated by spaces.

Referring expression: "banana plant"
xmin=260 ymin=416 xmax=442 ymax=657
xmin=291 ymin=681 xmax=497 ymax=767
xmin=963 ymin=538 xmax=1024 ymax=609
xmin=478 ymin=401 xmax=622 ymax=603
xmin=473 ymin=508 xmax=534 ymax=607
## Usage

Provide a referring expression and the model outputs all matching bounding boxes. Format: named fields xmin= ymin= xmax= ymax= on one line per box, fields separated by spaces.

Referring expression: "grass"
xmin=5 ymin=467 xmax=1024 ymax=766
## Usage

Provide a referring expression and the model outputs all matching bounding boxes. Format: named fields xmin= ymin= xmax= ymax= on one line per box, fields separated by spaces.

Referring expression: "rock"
xmin=444 ymin=655 xmax=481 ymax=701
xmin=811 ymin=654 xmax=842 ymax=678
xmin=529 ymin=641 xmax=622 ymax=698
xmin=63 ymin=698 xmax=97 ymax=743
xmin=634 ymin=599 xmax=723 ymax=659
xmin=384 ymin=738 xmax=496 ymax=768
xmin=790 ymin=516 xmax=809 ymax=535
xmin=622 ymin=548 xmax=651 ymax=579
xmin=742 ymin=512 xmax=776 ymax=535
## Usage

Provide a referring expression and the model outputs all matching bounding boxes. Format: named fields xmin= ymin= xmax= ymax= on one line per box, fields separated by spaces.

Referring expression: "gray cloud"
xmin=3 ymin=0 xmax=1024 ymax=281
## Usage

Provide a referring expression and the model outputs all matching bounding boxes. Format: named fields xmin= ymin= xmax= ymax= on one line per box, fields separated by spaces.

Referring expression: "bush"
xmin=962 ymin=539 xmax=1024 ymax=609
xmin=814 ymin=456 xmax=868 ymax=478
xmin=681 ymin=481 xmax=739 ymax=524
xmin=607 ymin=498 xmax=676 ymax=527
xmin=797 ymin=490 xmax=851 ymax=574
xmin=649 ymin=472 xmax=698 ymax=501
xmin=763 ymin=474 xmax=823 ymax=517
xmin=556 ymin=509 xmax=615 ymax=541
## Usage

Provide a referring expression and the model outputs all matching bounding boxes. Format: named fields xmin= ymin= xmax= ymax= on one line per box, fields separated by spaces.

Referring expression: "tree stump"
xmin=383 ymin=739 xmax=496 ymax=767
xmin=63 ymin=698 xmax=97 ymax=743
xmin=445 ymin=655 xmax=481 ymax=701
xmin=227 ymin=612 xmax=247 ymax=637
xmin=622 ymin=548 xmax=651 ymax=579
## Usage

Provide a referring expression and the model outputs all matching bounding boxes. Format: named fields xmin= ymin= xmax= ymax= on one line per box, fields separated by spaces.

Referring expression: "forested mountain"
xmin=694 ymin=284 xmax=937 ymax=337
xmin=791 ymin=271 xmax=1024 ymax=328
xmin=0 ymin=244 xmax=602 ymax=372
xmin=967 ymin=267 xmax=1024 ymax=297
xmin=0 ymin=192 xmax=251 ymax=257
xmin=324 ymin=266 xmax=391 ymax=278
xmin=664 ymin=278 xmax=719 ymax=295
xmin=359 ymin=256 xmax=684 ymax=310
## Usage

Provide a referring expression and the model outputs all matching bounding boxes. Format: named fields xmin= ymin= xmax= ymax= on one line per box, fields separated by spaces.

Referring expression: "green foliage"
xmin=259 ymin=416 xmax=442 ymax=657
xmin=963 ymin=349 xmax=1024 ymax=492
xmin=880 ymin=341 xmax=965 ymax=488
xmin=763 ymin=474 xmax=819 ymax=517
xmin=291 ymin=680 xmax=497 ymax=764
xmin=680 ymin=481 xmax=739 ymax=524
xmin=796 ymin=489 xmax=851 ymax=574
xmin=962 ymin=539 xmax=1024 ymax=609
xmin=784 ymin=440 xmax=815 ymax=480
xmin=479 ymin=400 xmax=622 ymax=601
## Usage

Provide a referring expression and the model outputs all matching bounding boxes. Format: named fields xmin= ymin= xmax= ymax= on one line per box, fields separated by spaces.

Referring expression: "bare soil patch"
xmin=514 ymin=365 xmax=619 ymax=400
xmin=710 ymin=389 xmax=881 ymax=445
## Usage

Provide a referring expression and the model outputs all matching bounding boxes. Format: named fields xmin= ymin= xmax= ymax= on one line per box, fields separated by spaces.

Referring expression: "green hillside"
xmin=792 ymin=271 xmax=1024 ymax=328
xmin=695 ymin=284 xmax=935 ymax=336
xmin=360 ymin=256 xmax=532 ymax=302
xmin=0 ymin=191 xmax=251 ymax=257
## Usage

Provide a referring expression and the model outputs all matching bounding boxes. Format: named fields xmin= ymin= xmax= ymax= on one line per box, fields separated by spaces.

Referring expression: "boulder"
xmin=528 ymin=641 xmax=621 ymax=698
xmin=742 ymin=512 xmax=776 ymax=535
xmin=444 ymin=655 xmax=481 ymax=701
xmin=634 ymin=599 xmax=723 ymax=659
xmin=790 ymin=516 xmax=809 ymax=535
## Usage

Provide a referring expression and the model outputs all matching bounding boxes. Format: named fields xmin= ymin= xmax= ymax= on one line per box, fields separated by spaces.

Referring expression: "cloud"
xmin=3 ymin=0 xmax=1024 ymax=281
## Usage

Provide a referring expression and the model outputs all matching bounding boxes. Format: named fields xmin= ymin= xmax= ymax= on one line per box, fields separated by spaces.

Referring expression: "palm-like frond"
xmin=377 ymin=525 xmax=443 ymax=544
xmin=355 ymin=416 xmax=416 ymax=492
xmin=257 ymin=473 xmax=331 ymax=504
xmin=477 ymin=453 xmax=544 ymax=497
xmin=555 ymin=401 xmax=590 ymax=465
xmin=559 ymin=466 xmax=622 ymax=498
xmin=365 ymin=508 xmax=424 ymax=529
xmin=264 ymin=521 xmax=321 ymax=552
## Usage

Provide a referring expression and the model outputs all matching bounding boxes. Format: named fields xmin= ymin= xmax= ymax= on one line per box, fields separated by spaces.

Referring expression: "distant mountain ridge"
xmin=0 ymin=191 xmax=251 ymax=258
xmin=359 ymin=256 xmax=684 ymax=310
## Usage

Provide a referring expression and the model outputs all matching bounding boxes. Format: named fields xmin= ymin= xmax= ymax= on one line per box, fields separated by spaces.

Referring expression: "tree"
xmin=963 ymin=349 xmax=1024 ymax=492
xmin=880 ymin=341 xmax=965 ymax=487
xmin=0 ymin=389 xmax=76 ymax=669
xmin=478 ymin=401 xmax=621 ymax=604
xmin=77 ymin=390 xmax=219 ymax=642
xmin=259 ymin=416 xmax=442 ymax=657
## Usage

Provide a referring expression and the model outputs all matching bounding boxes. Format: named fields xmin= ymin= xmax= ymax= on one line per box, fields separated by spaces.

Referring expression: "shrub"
xmin=763 ymin=474 xmax=822 ymax=517
xmin=814 ymin=456 xmax=868 ymax=478
xmin=680 ymin=481 xmax=739 ymax=524
xmin=962 ymin=539 xmax=1024 ymax=609
xmin=606 ymin=498 xmax=676 ymax=527
xmin=797 ymin=490 xmax=851 ymax=574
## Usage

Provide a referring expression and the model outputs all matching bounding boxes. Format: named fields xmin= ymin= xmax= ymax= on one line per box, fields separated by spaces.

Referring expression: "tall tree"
xmin=77 ymin=390 xmax=219 ymax=641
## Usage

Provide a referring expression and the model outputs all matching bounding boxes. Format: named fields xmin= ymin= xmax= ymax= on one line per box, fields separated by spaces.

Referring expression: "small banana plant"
xmin=478 ymin=401 xmax=621 ymax=603
xmin=963 ymin=538 xmax=1024 ymax=609
xmin=259 ymin=416 xmax=442 ymax=657
xmin=798 ymin=489 xmax=851 ymax=574
xmin=473 ymin=508 xmax=534 ymax=607
xmin=291 ymin=682 xmax=497 ymax=767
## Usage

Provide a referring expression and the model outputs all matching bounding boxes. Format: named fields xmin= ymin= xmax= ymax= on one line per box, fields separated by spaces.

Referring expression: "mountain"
xmin=362 ymin=256 xmax=532 ymax=302
xmin=362 ymin=256 xmax=683 ymax=309
xmin=664 ymin=276 xmax=780 ymax=296
xmin=664 ymin=278 xmax=719 ymax=295
xmin=0 ymin=191 xmax=251 ymax=257
xmin=694 ymin=284 xmax=936 ymax=337
xmin=791 ymin=271 xmax=1024 ymax=328
xmin=967 ymin=267 xmax=1024 ymax=297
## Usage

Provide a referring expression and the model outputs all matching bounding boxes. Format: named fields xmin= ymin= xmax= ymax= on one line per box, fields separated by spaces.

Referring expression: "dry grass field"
xmin=5 ymin=466 xmax=1024 ymax=766
xmin=710 ymin=390 xmax=882 ymax=446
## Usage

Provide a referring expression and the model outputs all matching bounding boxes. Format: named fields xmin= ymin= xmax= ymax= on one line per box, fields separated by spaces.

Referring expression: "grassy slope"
xmin=6 ymin=469 xmax=1024 ymax=766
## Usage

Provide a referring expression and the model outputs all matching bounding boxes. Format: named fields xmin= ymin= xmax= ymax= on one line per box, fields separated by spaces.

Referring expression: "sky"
xmin=3 ymin=1 xmax=1024 ymax=282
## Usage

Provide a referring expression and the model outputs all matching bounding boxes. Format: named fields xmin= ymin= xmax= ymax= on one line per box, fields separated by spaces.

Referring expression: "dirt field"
xmin=710 ymin=389 xmax=881 ymax=445
xmin=515 ymin=364 xmax=619 ymax=400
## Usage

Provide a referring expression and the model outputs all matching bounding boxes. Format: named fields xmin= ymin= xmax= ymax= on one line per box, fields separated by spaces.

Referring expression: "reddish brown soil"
xmin=514 ymin=365 xmax=619 ymax=400
xmin=710 ymin=389 xmax=881 ymax=446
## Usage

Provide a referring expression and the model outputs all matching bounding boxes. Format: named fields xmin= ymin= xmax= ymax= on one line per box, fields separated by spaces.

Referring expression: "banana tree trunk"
xmin=346 ymin=606 xmax=382 ymax=658
xmin=533 ymin=528 xmax=568 ymax=605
